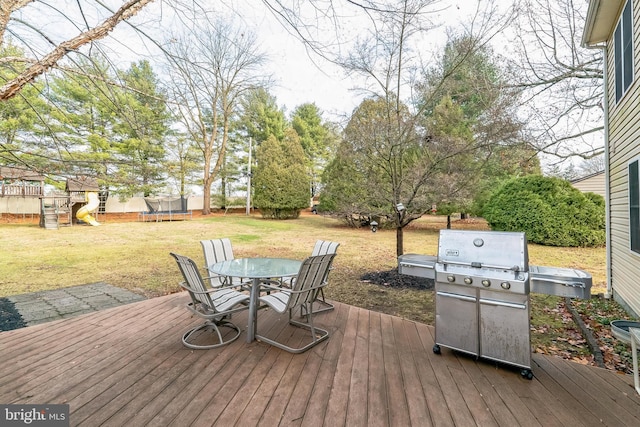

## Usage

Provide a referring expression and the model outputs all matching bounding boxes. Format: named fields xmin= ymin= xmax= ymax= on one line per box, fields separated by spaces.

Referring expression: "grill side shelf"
xmin=529 ymin=265 xmax=592 ymax=299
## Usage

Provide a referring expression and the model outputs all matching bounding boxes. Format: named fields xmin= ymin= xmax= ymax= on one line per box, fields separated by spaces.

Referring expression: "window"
xmin=615 ymin=0 xmax=634 ymax=102
xmin=630 ymin=159 xmax=640 ymax=253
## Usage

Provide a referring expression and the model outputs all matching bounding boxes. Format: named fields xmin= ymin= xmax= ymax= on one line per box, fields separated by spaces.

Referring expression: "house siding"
xmin=606 ymin=0 xmax=640 ymax=316
xmin=571 ymin=172 xmax=606 ymax=197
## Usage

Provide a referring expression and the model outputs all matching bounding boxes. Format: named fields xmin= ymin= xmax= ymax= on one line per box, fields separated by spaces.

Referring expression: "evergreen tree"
xmin=0 ymin=44 xmax=50 ymax=172
xmin=240 ymin=88 xmax=287 ymax=144
xmin=48 ymin=57 xmax=170 ymax=196
xmin=253 ymin=128 xmax=309 ymax=219
xmin=112 ymin=60 xmax=170 ymax=197
xmin=47 ymin=57 xmax=123 ymax=186
xmin=290 ymin=103 xmax=338 ymax=198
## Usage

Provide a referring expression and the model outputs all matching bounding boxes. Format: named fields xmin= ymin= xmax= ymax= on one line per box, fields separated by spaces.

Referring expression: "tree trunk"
xmin=220 ymin=176 xmax=227 ymax=209
xmin=396 ymin=226 xmax=404 ymax=257
xmin=202 ymin=174 xmax=212 ymax=215
xmin=202 ymin=190 xmax=211 ymax=215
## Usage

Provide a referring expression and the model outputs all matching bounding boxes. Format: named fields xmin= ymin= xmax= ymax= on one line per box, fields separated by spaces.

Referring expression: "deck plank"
xmin=392 ymin=316 xmax=431 ymax=426
xmin=468 ymin=361 xmax=544 ymax=427
xmin=540 ymin=352 xmax=640 ymax=426
xmin=343 ymin=307 xmax=370 ymax=427
xmin=0 ymin=305 xmax=156 ymax=391
xmin=323 ymin=305 xmax=359 ymax=426
xmin=300 ymin=302 xmax=351 ymax=427
xmin=277 ymin=307 xmax=341 ymax=427
xmin=365 ymin=309 xmax=390 ymax=427
xmin=379 ymin=313 xmax=411 ymax=427
xmin=2 ymin=293 xmax=640 ymax=427
xmin=411 ymin=322 xmax=455 ymax=427
xmin=529 ymin=356 xmax=611 ymax=427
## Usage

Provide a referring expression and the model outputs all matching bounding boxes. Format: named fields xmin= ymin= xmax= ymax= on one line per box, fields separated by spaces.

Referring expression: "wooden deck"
xmin=1 ymin=292 xmax=639 ymax=426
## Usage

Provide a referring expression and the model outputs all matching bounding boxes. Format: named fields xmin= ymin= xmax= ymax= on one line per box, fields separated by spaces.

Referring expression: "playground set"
xmin=0 ymin=167 xmax=104 ymax=229
xmin=2 ymin=167 xmax=193 ymax=227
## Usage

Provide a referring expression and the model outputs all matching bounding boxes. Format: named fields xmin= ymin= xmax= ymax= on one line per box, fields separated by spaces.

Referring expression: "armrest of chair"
xmin=258 ymin=281 xmax=327 ymax=294
xmin=180 ymin=281 xmax=246 ymax=295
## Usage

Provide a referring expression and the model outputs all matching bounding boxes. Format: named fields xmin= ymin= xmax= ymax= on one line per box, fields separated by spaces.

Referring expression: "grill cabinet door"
xmin=435 ymin=283 xmax=478 ymax=355
xmin=478 ymin=289 xmax=531 ymax=369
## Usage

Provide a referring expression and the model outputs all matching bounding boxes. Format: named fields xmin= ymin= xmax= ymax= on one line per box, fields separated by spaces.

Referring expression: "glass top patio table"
xmin=208 ymin=257 xmax=302 ymax=343
xmin=208 ymin=257 xmax=301 ymax=279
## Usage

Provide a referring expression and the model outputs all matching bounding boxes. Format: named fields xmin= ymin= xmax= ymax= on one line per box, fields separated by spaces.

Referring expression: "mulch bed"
xmin=0 ymin=298 xmax=26 ymax=331
xmin=361 ymin=268 xmax=434 ymax=290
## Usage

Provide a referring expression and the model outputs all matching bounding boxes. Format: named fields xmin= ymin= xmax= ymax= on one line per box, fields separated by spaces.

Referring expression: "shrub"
xmin=482 ymin=175 xmax=605 ymax=247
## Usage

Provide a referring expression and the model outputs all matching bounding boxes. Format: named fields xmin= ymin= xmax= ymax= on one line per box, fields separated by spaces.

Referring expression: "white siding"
xmin=606 ymin=0 xmax=640 ymax=316
xmin=0 ymin=197 xmax=40 ymax=214
xmin=571 ymin=172 xmax=606 ymax=197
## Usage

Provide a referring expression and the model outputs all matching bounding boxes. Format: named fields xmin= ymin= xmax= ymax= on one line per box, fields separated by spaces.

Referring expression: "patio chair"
xmin=309 ymin=240 xmax=340 ymax=313
xmin=170 ymin=252 xmax=250 ymax=349
xmin=200 ymin=238 xmax=249 ymax=289
xmin=255 ymin=253 xmax=337 ymax=353
xmin=281 ymin=240 xmax=340 ymax=314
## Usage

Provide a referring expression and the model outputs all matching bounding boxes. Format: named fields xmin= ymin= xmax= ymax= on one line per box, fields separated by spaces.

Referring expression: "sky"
xmin=11 ymin=1 xmax=597 ymax=178
xmin=101 ymin=0 xmax=475 ymax=122
xmin=11 ymin=0 xmax=491 ymax=122
xmin=229 ymin=0 xmax=470 ymax=119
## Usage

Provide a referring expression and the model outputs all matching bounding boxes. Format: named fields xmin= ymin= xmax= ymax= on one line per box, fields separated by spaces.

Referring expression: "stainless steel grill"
xmin=398 ymin=229 xmax=593 ymax=379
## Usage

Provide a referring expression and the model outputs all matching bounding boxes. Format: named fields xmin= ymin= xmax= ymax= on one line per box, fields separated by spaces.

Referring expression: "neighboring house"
xmin=570 ymin=170 xmax=606 ymax=198
xmin=583 ymin=0 xmax=640 ymax=316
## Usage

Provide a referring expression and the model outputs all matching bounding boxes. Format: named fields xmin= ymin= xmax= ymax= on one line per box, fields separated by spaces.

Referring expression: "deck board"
xmin=365 ymin=309 xmax=390 ymax=427
xmin=1 ymin=291 xmax=640 ymax=426
xmin=411 ymin=322 xmax=455 ymax=427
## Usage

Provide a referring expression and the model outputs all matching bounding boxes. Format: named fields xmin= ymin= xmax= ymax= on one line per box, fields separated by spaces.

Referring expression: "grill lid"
xmin=437 ymin=229 xmax=528 ymax=272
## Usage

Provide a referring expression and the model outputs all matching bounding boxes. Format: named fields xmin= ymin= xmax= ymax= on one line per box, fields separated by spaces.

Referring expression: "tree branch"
xmin=0 ymin=0 xmax=155 ymax=100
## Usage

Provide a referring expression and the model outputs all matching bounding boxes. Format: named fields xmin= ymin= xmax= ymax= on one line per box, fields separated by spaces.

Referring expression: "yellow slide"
xmin=76 ymin=191 xmax=101 ymax=226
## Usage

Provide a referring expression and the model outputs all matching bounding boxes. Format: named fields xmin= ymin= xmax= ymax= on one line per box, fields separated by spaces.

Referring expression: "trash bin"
xmin=611 ymin=320 xmax=640 ymax=344
xmin=611 ymin=320 xmax=640 ymax=396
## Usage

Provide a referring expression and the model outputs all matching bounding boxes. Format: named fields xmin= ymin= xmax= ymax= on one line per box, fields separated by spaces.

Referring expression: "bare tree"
xmin=508 ymin=0 xmax=603 ymax=166
xmin=165 ymin=17 xmax=269 ymax=215
xmin=315 ymin=0 xmax=522 ymax=255
xmin=577 ymin=155 xmax=605 ymax=176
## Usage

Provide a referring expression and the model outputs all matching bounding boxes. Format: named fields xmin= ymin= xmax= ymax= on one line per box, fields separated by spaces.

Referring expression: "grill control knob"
xmin=464 ymin=277 xmax=473 ymax=285
xmin=501 ymin=282 xmax=511 ymax=290
xmin=481 ymin=279 xmax=491 ymax=287
xmin=447 ymin=275 xmax=455 ymax=283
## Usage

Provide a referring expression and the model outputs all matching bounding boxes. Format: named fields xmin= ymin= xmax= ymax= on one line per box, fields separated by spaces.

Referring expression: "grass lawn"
xmin=2 ymin=211 xmax=636 ymax=371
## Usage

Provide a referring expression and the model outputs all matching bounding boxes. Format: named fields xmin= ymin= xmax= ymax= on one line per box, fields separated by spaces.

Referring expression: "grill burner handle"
xmin=400 ymin=261 xmax=435 ymax=269
xmin=443 ymin=260 xmax=522 ymax=271
xmin=534 ymin=277 xmax=585 ymax=288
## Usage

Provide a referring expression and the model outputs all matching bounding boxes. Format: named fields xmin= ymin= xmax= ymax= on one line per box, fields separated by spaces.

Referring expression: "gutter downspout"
xmin=583 ymin=37 xmax=612 ymax=297
xmin=602 ymin=45 xmax=613 ymax=298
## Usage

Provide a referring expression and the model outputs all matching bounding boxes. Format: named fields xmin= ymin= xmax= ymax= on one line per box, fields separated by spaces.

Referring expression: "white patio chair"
xmin=281 ymin=240 xmax=339 ymax=314
xmin=255 ymin=253 xmax=337 ymax=353
xmin=309 ymin=240 xmax=340 ymax=313
xmin=170 ymin=252 xmax=250 ymax=349
xmin=200 ymin=238 xmax=249 ymax=289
